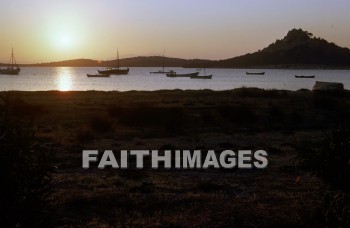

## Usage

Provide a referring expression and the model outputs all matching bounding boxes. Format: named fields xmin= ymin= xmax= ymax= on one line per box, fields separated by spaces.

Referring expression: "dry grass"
xmin=1 ymin=88 xmax=350 ymax=227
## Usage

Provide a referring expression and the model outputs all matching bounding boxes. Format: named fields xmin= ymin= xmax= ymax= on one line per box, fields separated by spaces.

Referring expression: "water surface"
xmin=0 ymin=67 xmax=349 ymax=91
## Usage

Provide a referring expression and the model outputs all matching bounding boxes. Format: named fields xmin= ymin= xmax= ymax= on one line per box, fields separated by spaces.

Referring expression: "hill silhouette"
xmin=189 ymin=28 xmax=350 ymax=68
xmin=27 ymin=56 xmax=187 ymax=67
xmin=11 ymin=29 xmax=350 ymax=68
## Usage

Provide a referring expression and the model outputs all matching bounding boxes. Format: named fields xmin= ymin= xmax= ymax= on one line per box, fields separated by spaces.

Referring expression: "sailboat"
xmin=190 ymin=68 xmax=212 ymax=79
xmin=149 ymin=49 xmax=171 ymax=74
xmin=98 ymin=49 xmax=129 ymax=75
xmin=0 ymin=48 xmax=21 ymax=75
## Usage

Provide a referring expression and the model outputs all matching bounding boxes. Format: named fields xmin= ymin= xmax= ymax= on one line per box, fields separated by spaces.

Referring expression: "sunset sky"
xmin=1 ymin=0 xmax=349 ymax=63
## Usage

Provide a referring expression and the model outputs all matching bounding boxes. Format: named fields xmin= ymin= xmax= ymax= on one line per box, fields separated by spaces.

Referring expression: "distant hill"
xmin=25 ymin=56 xmax=187 ymax=67
xmin=187 ymin=28 xmax=350 ymax=68
xmin=119 ymin=56 xmax=187 ymax=67
xmin=7 ymin=29 xmax=350 ymax=68
xmin=28 ymin=59 xmax=100 ymax=67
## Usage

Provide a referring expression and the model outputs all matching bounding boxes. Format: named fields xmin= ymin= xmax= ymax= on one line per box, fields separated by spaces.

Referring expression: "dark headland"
xmin=7 ymin=28 xmax=350 ymax=69
xmin=1 ymin=89 xmax=350 ymax=226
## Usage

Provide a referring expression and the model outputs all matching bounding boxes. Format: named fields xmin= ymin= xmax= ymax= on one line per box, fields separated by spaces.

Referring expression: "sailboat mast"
xmin=117 ymin=49 xmax=120 ymax=69
xmin=11 ymin=48 xmax=14 ymax=69
xmin=162 ymin=49 xmax=165 ymax=72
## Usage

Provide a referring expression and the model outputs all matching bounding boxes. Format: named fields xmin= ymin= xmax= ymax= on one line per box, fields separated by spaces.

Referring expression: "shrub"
xmin=89 ymin=116 xmax=114 ymax=132
xmin=297 ymin=128 xmax=350 ymax=191
xmin=323 ymin=190 xmax=350 ymax=227
xmin=0 ymin=95 xmax=53 ymax=227
xmin=107 ymin=105 xmax=185 ymax=128
xmin=218 ymin=105 xmax=256 ymax=123
xmin=197 ymin=181 xmax=224 ymax=192
xmin=312 ymin=94 xmax=340 ymax=110
xmin=0 ymin=93 xmax=45 ymax=118
xmin=76 ymin=126 xmax=94 ymax=142
xmin=233 ymin=87 xmax=288 ymax=98
xmin=201 ymin=111 xmax=215 ymax=124
xmin=296 ymin=128 xmax=350 ymax=227
xmin=268 ymin=105 xmax=285 ymax=123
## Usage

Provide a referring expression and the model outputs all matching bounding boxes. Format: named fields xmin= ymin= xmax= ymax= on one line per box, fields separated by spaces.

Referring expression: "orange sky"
xmin=1 ymin=0 xmax=350 ymax=63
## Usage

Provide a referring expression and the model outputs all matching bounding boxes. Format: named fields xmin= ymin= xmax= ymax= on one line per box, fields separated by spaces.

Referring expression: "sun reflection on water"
xmin=56 ymin=67 xmax=73 ymax=91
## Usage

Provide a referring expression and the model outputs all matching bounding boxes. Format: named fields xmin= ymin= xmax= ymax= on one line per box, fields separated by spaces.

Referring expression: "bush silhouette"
xmin=297 ymin=128 xmax=350 ymax=227
xmin=298 ymin=128 xmax=350 ymax=191
xmin=0 ymin=94 xmax=53 ymax=227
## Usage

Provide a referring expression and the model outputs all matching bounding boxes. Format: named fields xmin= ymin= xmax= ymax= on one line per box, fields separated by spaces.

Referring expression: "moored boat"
xmin=150 ymin=50 xmax=172 ymax=74
xmin=0 ymin=48 xmax=21 ymax=75
xmin=98 ymin=68 xmax=129 ymax=75
xmin=166 ymin=70 xmax=199 ymax=78
xmin=150 ymin=70 xmax=171 ymax=74
xmin=191 ymin=68 xmax=212 ymax=79
xmin=246 ymin=72 xmax=265 ymax=75
xmin=98 ymin=49 xmax=129 ymax=75
xmin=87 ymin=73 xmax=110 ymax=77
xmin=190 ymin=75 xmax=212 ymax=79
xmin=295 ymin=75 xmax=315 ymax=78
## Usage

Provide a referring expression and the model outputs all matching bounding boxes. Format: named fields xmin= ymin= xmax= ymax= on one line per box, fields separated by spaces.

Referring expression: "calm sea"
xmin=0 ymin=67 xmax=349 ymax=91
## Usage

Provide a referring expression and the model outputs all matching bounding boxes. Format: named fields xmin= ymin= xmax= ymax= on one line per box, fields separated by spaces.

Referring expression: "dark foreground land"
xmin=1 ymin=88 xmax=350 ymax=227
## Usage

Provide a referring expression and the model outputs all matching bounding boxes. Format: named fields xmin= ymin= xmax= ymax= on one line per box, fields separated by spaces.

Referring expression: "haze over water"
xmin=1 ymin=67 xmax=349 ymax=91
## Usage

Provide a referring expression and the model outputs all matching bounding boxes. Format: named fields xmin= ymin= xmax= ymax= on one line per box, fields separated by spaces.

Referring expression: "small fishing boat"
xmin=295 ymin=75 xmax=315 ymax=78
xmin=150 ymin=70 xmax=171 ymax=74
xmin=190 ymin=75 xmax=212 ymax=79
xmin=191 ymin=68 xmax=212 ymax=79
xmin=166 ymin=70 xmax=199 ymax=78
xmin=87 ymin=74 xmax=110 ymax=77
xmin=246 ymin=72 xmax=265 ymax=75
xmin=0 ymin=48 xmax=21 ymax=75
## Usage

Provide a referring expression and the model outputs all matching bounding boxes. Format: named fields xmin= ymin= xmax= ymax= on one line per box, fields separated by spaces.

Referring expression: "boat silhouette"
xmin=0 ymin=48 xmax=20 ymax=75
xmin=190 ymin=68 xmax=212 ymax=79
xmin=246 ymin=72 xmax=265 ymax=75
xmin=295 ymin=75 xmax=315 ymax=78
xmin=150 ymin=50 xmax=171 ymax=74
xmin=190 ymin=75 xmax=212 ymax=79
xmin=87 ymin=73 xmax=110 ymax=77
xmin=166 ymin=70 xmax=199 ymax=78
xmin=98 ymin=49 xmax=129 ymax=75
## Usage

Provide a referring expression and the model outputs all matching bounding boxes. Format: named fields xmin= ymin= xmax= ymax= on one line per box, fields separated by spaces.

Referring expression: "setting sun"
xmin=53 ymin=33 xmax=76 ymax=50
xmin=58 ymin=34 xmax=72 ymax=48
